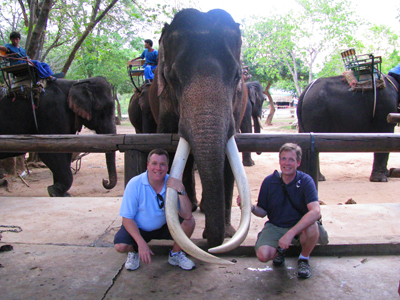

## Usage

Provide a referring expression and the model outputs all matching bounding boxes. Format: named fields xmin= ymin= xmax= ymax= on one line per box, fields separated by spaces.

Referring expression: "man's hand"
xmin=278 ymin=231 xmax=295 ymax=250
xmin=236 ymin=195 xmax=241 ymax=208
xmin=166 ymin=177 xmax=184 ymax=193
xmin=137 ymin=241 xmax=154 ymax=265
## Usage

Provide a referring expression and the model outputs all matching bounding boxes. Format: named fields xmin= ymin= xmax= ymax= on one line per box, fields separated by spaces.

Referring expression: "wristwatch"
xmin=177 ymin=189 xmax=186 ymax=195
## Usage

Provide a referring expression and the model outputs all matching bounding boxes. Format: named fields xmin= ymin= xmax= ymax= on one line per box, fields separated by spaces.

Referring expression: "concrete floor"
xmin=1 ymin=197 xmax=400 ymax=299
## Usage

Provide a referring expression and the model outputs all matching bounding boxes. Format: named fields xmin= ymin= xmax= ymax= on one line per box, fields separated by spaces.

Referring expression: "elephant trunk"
xmin=99 ymin=120 xmax=117 ymax=189
xmin=103 ymin=151 xmax=117 ymax=189
xmin=175 ymin=76 xmax=250 ymax=250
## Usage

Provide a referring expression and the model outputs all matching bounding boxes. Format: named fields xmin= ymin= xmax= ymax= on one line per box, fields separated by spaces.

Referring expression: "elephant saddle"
xmin=342 ymin=70 xmax=386 ymax=91
xmin=6 ymin=77 xmax=46 ymax=103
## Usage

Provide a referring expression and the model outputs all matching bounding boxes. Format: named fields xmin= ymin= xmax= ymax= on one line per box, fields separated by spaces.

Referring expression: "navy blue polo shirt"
xmin=257 ymin=170 xmax=318 ymax=228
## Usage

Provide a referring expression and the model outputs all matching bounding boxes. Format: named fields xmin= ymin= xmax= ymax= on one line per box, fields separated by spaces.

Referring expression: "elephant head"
xmin=149 ymin=9 xmax=251 ymax=263
xmin=67 ymin=76 xmax=117 ymax=190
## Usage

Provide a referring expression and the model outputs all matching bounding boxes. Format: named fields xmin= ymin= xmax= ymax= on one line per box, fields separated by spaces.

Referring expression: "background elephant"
xmin=0 ymin=76 xmax=117 ymax=196
xmin=128 ymin=85 xmax=157 ymax=134
xmin=240 ymin=81 xmax=266 ymax=166
xmin=297 ymin=74 xmax=399 ymax=182
xmin=129 ymin=9 xmax=248 ymax=249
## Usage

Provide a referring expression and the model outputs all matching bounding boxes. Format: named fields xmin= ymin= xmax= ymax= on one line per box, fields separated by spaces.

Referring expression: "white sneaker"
xmin=168 ymin=251 xmax=195 ymax=270
xmin=125 ymin=252 xmax=139 ymax=271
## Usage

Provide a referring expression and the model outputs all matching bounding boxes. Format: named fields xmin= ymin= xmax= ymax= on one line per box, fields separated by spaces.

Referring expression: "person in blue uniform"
xmin=128 ymin=39 xmax=158 ymax=84
xmin=0 ymin=31 xmax=64 ymax=81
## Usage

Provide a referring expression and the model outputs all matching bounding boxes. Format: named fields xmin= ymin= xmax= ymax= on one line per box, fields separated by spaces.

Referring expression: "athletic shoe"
xmin=125 ymin=252 xmax=139 ymax=271
xmin=297 ymin=259 xmax=311 ymax=278
xmin=168 ymin=251 xmax=195 ymax=270
xmin=273 ymin=249 xmax=285 ymax=266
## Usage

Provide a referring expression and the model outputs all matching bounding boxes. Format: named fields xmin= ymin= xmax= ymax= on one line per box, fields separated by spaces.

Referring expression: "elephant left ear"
xmin=68 ymin=81 xmax=94 ymax=121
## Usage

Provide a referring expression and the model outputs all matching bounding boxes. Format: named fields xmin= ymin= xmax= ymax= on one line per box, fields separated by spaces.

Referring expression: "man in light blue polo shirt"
xmin=114 ymin=148 xmax=196 ymax=271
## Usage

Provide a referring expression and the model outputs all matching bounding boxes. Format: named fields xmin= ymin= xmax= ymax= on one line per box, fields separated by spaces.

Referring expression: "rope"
xmin=303 ymin=78 xmax=319 ymax=99
xmin=0 ymin=225 xmax=22 ymax=233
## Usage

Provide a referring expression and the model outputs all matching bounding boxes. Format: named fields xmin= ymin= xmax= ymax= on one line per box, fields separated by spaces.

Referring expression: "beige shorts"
xmin=255 ymin=222 xmax=301 ymax=250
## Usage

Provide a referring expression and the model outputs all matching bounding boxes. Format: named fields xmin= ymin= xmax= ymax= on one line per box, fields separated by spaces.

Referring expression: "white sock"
xmin=170 ymin=250 xmax=181 ymax=256
xmin=299 ymin=254 xmax=309 ymax=260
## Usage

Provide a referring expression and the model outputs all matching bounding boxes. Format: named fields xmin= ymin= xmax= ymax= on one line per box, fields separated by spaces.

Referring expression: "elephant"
xmin=297 ymin=74 xmax=399 ymax=182
xmin=128 ymin=8 xmax=251 ymax=264
xmin=128 ymin=85 xmax=157 ymax=134
xmin=240 ymin=81 xmax=266 ymax=166
xmin=0 ymin=76 xmax=117 ymax=196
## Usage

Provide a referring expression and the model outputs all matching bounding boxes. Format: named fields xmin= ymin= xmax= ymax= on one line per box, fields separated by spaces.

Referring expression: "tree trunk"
xmin=264 ymin=82 xmax=275 ymax=126
xmin=26 ymin=0 xmax=54 ymax=59
xmin=113 ymin=86 xmax=122 ymax=125
xmin=61 ymin=0 xmax=119 ymax=75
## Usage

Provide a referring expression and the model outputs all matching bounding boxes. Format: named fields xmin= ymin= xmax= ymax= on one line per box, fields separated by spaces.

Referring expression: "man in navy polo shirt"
xmin=238 ymin=143 xmax=321 ymax=278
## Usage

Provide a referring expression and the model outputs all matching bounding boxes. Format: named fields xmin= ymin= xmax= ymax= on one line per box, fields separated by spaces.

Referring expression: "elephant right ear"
xmin=68 ymin=81 xmax=93 ymax=121
xmin=157 ymin=38 xmax=167 ymax=96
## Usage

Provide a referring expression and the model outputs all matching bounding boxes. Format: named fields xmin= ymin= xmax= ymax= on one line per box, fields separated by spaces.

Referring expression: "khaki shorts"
xmin=255 ymin=222 xmax=300 ymax=250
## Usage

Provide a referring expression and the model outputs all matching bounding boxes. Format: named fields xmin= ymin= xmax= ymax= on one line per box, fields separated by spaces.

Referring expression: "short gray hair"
xmin=279 ymin=143 xmax=302 ymax=162
xmin=147 ymin=149 xmax=169 ymax=164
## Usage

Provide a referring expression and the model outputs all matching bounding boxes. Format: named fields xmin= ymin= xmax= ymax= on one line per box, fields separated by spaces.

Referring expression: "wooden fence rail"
xmin=1 ymin=132 xmax=400 ymax=189
xmin=1 ymin=133 xmax=400 ymax=153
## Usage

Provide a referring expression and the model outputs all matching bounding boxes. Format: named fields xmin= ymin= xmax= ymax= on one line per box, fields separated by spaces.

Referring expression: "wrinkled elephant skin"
xmin=0 ymin=76 xmax=117 ymax=196
xmin=148 ymin=9 xmax=248 ymax=249
xmin=297 ymin=75 xmax=399 ymax=182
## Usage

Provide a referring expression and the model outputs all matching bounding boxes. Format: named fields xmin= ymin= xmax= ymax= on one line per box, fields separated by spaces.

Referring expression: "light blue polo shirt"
xmin=119 ymin=171 xmax=170 ymax=231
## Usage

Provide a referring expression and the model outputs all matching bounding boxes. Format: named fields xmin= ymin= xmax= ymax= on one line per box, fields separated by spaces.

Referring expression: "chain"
xmin=0 ymin=225 xmax=22 ymax=233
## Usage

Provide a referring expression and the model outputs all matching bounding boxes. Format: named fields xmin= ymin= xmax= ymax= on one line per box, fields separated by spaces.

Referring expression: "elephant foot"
xmin=318 ymin=173 xmax=326 ymax=181
xmin=242 ymin=159 xmax=255 ymax=167
xmin=224 ymin=224 xmax=236 ymax=238
xmin=199 ymin=201 xmax=205 ymax=213
xmin=389 ymin=168 xmax=400 ymax=178
xmin=369 ymin=172 xmax=388 ymax=182
xmin=47 ymin=185 xmax=69 ymax=197
xmin=202 ymin=226 xmax=236 ymax=240
xmin=191 ymin=201 xmax=198 ymax=212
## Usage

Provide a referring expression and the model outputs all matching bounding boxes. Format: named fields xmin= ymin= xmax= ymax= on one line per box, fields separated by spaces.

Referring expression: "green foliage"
xmin=242 ymin=0 xmax=363 ymax=96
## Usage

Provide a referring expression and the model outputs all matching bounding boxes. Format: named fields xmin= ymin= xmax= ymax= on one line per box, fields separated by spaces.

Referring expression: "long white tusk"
xmin=208 ymin=135 xmax=251 ymax=254
xmin=165 ymin=137 xmax=233 ymax=265
xmin=257 ymin=116 xmax=263 ymax=129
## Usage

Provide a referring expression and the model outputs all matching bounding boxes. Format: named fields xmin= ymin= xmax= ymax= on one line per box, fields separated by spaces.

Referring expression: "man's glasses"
xmin=157 ymin=194 xmax=164 ymax=209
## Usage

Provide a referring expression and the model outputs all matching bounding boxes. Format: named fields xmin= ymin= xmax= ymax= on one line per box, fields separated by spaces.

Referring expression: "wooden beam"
xmin=0 ymin=133 xmax=400 ymax=153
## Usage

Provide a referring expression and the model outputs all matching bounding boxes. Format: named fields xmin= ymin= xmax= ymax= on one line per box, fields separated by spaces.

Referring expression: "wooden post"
xmin=124 ymin=150 xmax=147 ymax=187
xmin=308 ymin=150 xmax=319 ymax=190
xmin=307 ymin=132 xmax=319 ymax=190
xmin=387 ymin=113 xmax=400 ymax=124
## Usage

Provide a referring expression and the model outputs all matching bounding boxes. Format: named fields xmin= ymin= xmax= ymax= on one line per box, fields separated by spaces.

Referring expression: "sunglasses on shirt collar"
xmin=157 ymin=194 xmax=164 ymax=209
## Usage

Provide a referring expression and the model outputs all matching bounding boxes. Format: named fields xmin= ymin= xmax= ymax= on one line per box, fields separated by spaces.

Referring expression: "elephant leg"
xmin=317 ymin=157 xmax=325 ymax=181
xmin=299 ymin=150 xmax=325 ymax=181
xmin=224 ymin=158 xmax=236 ymax=238
xmin=242 ymin=152 xmax=255 ymax=167
xmin=39 ymin=153 xmax=73 ymax=197
xmin=240 ymin=114 xmax=255 ymax=167
xmin=370 ymin=152 xmax=389 ymax=182
xmin=183 ymin=155 xmax=198 ymax=211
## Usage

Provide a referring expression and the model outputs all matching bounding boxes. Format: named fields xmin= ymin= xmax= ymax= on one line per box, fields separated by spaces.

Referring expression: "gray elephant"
xmin=0 ymin=76 xmax=117 ymax=196
xmin=129 ymin=9 xmax=251 ymax=264
xmin=297 ymin=74 xmax=399 ymax=182
xmin=240 ymin=81 xmax=265 ymax=166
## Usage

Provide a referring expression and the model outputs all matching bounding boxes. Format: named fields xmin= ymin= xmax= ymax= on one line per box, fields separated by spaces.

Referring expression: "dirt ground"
xmin=1 ymin=119 xmax=400 ymax=207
